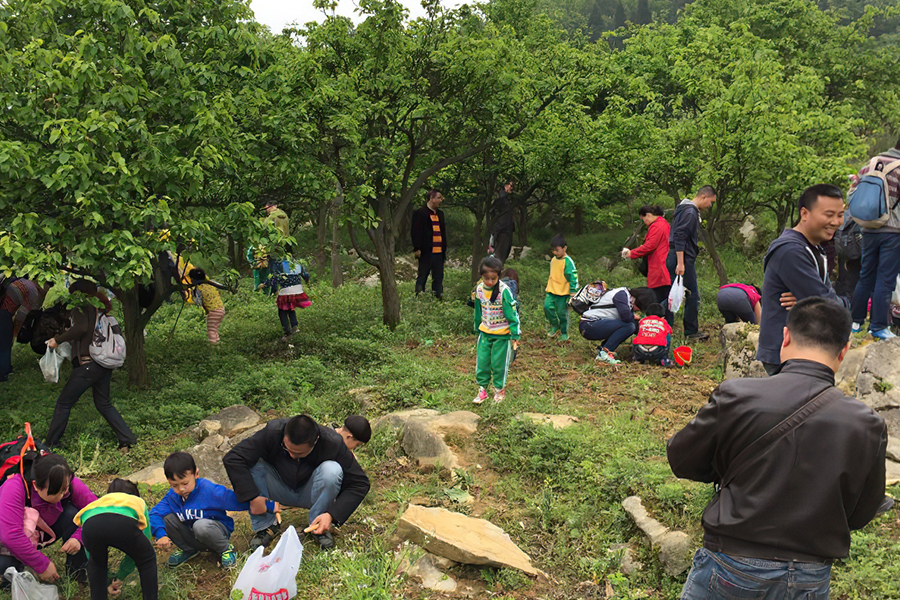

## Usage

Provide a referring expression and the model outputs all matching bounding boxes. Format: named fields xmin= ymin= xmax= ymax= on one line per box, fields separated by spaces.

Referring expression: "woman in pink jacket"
xmin=0 ymin=454 xmax=97 ymax=585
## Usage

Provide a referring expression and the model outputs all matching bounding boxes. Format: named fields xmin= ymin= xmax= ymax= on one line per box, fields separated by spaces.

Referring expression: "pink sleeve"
xmin=67 ymin=478 xmax=98 ymax=544
xmin=0 ymin=477 xmax=50 ymax=573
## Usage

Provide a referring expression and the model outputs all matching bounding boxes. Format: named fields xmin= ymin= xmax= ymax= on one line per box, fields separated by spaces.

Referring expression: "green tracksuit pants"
xmin=544 ymin=292 xmax=570 ymax=334
xmin=476 ymin=333 xmax=513 ymax=390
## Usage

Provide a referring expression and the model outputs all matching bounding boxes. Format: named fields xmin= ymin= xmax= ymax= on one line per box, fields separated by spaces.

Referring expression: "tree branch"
xmin=347 ymin=223 xmax=380 ymax=267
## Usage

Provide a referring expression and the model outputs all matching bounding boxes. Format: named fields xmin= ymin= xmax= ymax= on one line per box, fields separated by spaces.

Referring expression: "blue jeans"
xmin=249 ymin=459 xmax=343 ymax=532
xmin=578 ymin=318 xmax=636 ymax=351
xmin=851 ymin=232 xmax=900 ymax=331
xmin=666 ymin=252 xmax=700 ymax=335
xmin=681 ymin=548 xmax=830 ymax=600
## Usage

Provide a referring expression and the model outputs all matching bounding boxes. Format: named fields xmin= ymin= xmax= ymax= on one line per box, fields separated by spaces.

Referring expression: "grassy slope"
xmin=1 ymin=227 xmax=898 ymax=600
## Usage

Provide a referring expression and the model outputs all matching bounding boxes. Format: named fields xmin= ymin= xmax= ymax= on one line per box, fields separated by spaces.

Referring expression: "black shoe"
xmin=685 ymin=331 xmax=709 ymax=341
xmin=313 ymin=531 xmax=335 ymax=550
xmin=249 ymin=523 xmax=282 ymax=549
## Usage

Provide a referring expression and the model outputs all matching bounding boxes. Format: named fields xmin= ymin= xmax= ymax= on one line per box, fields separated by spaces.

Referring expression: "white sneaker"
xmin=472 ymin=387 xmax=488 ymax=404
xmin=595 ymin=349 xmax=621 ymax=365
xmin=851 ymin=322 xmax=862 ymax=333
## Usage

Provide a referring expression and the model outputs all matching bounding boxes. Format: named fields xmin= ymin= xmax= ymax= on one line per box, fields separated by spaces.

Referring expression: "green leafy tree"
xmin=0 ymin=0 xmax=274 ymax=386
xmin=275 ymin=0 xmax=585 ymax=327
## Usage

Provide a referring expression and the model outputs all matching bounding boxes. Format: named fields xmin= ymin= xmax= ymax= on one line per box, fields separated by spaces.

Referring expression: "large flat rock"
xmin=521 ymin=413 xmax=579 ymax=429
xmin=397 ymin=504 xmax=542 ymax=576
xmin=198 ymin=405 xmax=261 ymax=438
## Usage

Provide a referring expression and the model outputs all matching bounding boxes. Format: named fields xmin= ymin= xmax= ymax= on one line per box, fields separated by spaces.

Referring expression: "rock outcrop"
xmin=129 ymin=405 xmax=264 ymax=486
xmin=622 ymin=496 xmax=692 ymax=576
xmin=720 ymin=323 xmax=766 ymax=379
xmin=856 ymin=340 xmax=900 ymax=484
xmin=374 ymin=409 xmax=479 ymax=471
xmin=396 ymin=504 xmax=543 ymax=577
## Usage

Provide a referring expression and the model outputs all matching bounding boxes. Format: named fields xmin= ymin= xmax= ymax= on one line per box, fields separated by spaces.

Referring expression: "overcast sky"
xmin=249 ymin=0 xmax=454 ymax=33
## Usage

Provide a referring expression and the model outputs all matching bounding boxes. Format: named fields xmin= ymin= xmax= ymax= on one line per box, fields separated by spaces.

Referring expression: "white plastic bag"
xmin=231 ymin=526 xmax=302 ymax=600
xmin=38 ymin=342 xmax=70 ymax=384
xmin=39 ymin=347 xmax=60 ymax=384
xmin=668 ymin=275 xmax=685 ymax=313
xmin=4 ymin=567 xmax=60 ymax=600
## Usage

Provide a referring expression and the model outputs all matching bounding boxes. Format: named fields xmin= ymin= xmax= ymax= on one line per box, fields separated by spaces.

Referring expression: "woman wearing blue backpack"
xmin=44 ymin=281 xmax=136 ymax=451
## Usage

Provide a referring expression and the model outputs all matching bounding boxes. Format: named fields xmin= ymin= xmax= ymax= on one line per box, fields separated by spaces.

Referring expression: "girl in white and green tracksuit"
xmin=472 ymin=257 xmax=520 ymax=404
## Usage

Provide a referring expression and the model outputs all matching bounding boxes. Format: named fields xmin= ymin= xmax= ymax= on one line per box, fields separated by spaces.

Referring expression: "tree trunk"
xmin=573 ymin=206 xmax=583 ymax=235
xmin=471 ymin=217 xmax=485 ymax=285
xmin=369 ymin=198 xmax=401 ymax=328
xmin=517 ymin=203 xmax=528 ymax=246
xmin=315 ymin=202 xmax=329 ymax=273
xmin=119 ymin=287 xmax=149 ymax=388
xmin=699 ymin=225 xmax=728 ymax=286
xmin=330 ymin=190 xmax=344 ymax=288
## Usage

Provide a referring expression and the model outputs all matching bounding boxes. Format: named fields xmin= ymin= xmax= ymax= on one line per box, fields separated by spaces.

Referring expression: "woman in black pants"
xmin=75 ymin=479 xmax=157 ymax=600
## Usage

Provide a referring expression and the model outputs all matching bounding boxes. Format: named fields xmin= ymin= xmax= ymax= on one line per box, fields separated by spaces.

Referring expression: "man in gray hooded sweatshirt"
xmin=757 ymin=184 xmax=850 ymax=375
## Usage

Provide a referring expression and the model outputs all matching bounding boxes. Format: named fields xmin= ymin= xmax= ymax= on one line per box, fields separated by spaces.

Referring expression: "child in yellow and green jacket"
xmin=544 ymin=234 xmax=578 ymax=341
xmin=74 ymin=479 xmax=157 ymax=600
xmin=472 ymin=256 xmax=520 ymax=405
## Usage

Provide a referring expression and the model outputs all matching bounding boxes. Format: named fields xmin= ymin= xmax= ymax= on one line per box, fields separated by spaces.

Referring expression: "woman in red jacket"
xmin=624 ymin=205 xmax=672 ymax=305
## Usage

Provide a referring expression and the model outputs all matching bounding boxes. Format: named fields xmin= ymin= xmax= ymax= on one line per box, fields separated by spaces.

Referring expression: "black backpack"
xmin=835 ymin=215 xmax=862 ymax=261
xmin=0 ymin=423 xmax=50 ymax=501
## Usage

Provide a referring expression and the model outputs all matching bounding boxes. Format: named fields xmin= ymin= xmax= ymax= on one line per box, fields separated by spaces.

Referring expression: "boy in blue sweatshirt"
xmin=149 ymin=452 xmax=275 ymax=569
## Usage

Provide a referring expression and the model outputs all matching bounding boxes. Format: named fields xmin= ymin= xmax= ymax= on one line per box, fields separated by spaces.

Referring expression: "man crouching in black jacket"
xmin=223 ymin=415 xmax=370 ymax=551
xmin=668 ymin=297 xmax=886 ymax=599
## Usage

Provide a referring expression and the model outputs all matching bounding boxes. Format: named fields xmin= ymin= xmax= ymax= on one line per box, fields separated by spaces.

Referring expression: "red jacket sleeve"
xmin=631 ymin=220 xmax=666 ymax=259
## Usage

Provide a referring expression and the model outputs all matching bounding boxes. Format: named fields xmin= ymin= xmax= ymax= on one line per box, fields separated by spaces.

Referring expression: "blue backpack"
xmin=849 ymin=156 xmax=900 ymax=229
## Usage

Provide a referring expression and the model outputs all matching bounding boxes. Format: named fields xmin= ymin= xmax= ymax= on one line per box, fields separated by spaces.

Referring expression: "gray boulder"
xmin=720 ymin=323 xmax=766 ymax=379
xmin=374 ymin=409 xmax=479 ymax=472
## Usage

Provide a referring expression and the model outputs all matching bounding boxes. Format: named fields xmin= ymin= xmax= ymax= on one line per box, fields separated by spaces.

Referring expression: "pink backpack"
xmin=23 ymin=507 xmax=56 ymax=549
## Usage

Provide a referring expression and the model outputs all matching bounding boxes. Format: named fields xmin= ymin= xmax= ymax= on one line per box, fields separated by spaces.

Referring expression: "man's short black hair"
xmin=630 ymin=287 xmax=658 ymax=313
xmin=550 ymin=234 xmax=567 ymax=249
xmin=285 ymin=415 xmax=319 ymax=446
xmin=786 ymin=297 xmax=851 ymax=358
xmin=427 ymin=189 xmax=442 ymax=201
xmin=164 ymin=452 xmax=197 ymax=480
xmin=188 ymin=268 xmax=205 ymax=282
xmin=798 ymin=184 xmax=843 ymax=213
xmin=895 ymin=136 xmax=900 ymax=150
xmin=697 ymin=185 xmax=717 ymax=198
xmin=344 ymin=415 xmax=372 ymax=444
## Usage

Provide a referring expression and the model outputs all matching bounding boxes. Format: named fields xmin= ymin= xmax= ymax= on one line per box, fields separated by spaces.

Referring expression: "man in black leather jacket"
xmin=668 ymin=297 xmax=886 ymax=599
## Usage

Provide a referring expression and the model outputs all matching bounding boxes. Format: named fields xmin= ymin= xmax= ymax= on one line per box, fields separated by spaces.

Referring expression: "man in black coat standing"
xmin=411 ymin=189 xmax=447 ymax=299
xmin=668 ymin=297 xmax=886 ymax=598
xmin=489 ymin=181 xmax=515 ymax=263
